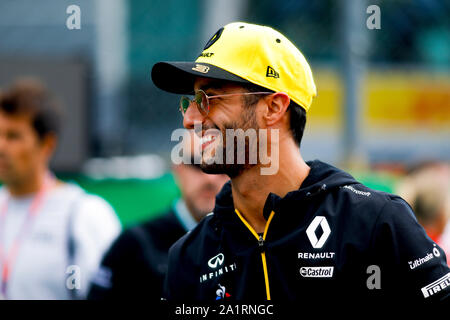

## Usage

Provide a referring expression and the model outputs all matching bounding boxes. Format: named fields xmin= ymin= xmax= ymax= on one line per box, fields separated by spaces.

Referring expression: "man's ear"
xmin=262 ymin=92 xmax=290 ymax=126
xmin=41 ymin=132 xmax=57 ymax=160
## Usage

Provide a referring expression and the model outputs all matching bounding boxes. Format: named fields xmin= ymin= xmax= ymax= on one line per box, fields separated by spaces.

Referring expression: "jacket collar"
xmin=213 ymin=160 xmax=359 ymax=224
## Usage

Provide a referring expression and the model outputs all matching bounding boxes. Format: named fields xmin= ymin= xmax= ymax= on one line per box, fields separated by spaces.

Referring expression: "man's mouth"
xmin=200 ymin=134 xmax=217 ymax=151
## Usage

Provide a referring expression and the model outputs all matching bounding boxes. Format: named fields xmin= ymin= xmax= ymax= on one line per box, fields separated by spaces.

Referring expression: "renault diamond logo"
xmin=306 ymin=216 xmax=331 ymax=249
xmin=208 ymin=253 xmax=225 ymax=269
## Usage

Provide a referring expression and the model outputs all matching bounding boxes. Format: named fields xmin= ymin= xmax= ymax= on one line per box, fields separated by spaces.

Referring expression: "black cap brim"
xmin=151 ymin=62 xmax=249 ymax=95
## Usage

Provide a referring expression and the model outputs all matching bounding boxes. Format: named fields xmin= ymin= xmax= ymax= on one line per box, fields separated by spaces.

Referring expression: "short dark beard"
xmin=200 ymin=108 xmax=259 ymax=178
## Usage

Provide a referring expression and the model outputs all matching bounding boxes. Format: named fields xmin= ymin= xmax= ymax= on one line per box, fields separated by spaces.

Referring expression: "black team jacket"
xmin=164 ymin=160 xmax=450 ymax=305
xmin=88 ymin=210 xmax=186 ymax=300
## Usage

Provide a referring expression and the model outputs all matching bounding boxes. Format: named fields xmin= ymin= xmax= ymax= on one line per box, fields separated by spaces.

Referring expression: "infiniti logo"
xmin=208 ymin=253 xmax=225 ymax=269
xmin=200 ymin=255 xmax=237 ymax=283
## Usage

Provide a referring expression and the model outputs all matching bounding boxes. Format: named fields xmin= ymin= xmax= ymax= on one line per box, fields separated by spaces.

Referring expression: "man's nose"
xmin=183 ymin=104 xmax=205 ymax=129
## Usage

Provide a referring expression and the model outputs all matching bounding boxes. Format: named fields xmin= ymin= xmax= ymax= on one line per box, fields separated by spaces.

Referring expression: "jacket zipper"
xmin=234 ymin=208 xmax=275 ymax=300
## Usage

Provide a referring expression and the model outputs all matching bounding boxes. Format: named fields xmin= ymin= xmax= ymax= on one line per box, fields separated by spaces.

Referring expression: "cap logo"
xmin=192 ymin=64 xmax=210 ymax=74
xmin=266 ymin=66 xmax=279 ymax=78
xmin=198 ymin=52 xmax=214 ymax=58
xmin=204 ymin=27 xmax=224 ymax=50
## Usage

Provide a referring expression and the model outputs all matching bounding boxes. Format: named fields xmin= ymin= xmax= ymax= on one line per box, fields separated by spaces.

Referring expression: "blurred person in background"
xmin=397 ymin=162 xmax=450 ymax=261
xmin=87 ymin=131 xmax=228 ymax=300
xmin=0 ymin=78 xmax=121 ymax=299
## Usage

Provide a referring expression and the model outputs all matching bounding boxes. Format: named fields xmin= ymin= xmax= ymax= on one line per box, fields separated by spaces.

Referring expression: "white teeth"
xmin=201 ymin=135 xmax=215 ymax=144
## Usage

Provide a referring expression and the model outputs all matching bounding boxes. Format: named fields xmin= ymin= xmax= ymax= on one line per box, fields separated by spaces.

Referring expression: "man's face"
xmin=183 ymin=78 xmax=260 ymax=177
xmin=173 ymin=164 xmax=229 ymax=221
xmin=0 ymin=111 xmax=49 ymax=186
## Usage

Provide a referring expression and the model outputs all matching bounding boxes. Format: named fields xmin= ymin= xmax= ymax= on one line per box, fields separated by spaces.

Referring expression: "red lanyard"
xmin=0 ymin=175 xmax=54 ymax=298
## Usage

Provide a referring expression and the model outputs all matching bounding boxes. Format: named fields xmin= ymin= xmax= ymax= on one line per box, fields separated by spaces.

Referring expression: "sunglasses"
xmin=179 ymin=89 xmax=273 ymax=117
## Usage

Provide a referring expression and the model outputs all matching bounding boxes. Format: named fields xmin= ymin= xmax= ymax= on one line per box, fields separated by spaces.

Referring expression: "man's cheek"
xmin=20 ymin=151 xmax=35 ymax=171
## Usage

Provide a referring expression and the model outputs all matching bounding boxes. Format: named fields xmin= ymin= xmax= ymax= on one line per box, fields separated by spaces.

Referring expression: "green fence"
xmin=58 ymin=172 xmax=181 ymax=228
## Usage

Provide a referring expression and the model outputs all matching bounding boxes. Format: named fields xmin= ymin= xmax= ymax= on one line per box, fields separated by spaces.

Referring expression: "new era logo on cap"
xmin=266 ymin=66 xmax=279 ymax=78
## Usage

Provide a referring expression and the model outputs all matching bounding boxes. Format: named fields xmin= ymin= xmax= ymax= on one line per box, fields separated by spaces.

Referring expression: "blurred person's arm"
xmin=87 ymin=227 xmax=165 ymax=300
xmin=163 ymin=229 xmax=202 ymax=302
xmin=87 ymin=230 xmax=139 ymax=300
xmin=70 ymin=195 xmax=121 ymax=299
xmin=88 ymin=209 xmax=190 ymax=300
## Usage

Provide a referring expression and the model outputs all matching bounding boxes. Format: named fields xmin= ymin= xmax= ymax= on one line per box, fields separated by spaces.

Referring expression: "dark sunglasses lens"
xmin=180 ymin=97 xmax=190 ymax=114
xmin=194 ymin=91 xmax=203 ymax=105
xmin=195 ymin=91 xmax=209 ymax=116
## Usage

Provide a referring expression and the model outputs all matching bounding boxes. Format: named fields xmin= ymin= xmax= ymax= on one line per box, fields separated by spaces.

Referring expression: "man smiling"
xmin=151 ymin=22 xmax=449 ymax=304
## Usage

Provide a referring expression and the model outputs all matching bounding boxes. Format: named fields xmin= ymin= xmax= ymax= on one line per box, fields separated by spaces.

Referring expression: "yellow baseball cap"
xmin=151 ymin=22 xmax=317 ymax=112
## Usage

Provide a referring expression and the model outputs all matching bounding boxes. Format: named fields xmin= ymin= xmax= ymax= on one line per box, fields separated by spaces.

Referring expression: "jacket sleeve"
xmin=87 ymin=231 xmax=137 ymax=300
xmin=370 ymin=197 xmax=450 ymax=303
xmin=163 ymin=235 xmax=196 ymax=301
xmin=88 ymin=228 xmax=167 ymax=301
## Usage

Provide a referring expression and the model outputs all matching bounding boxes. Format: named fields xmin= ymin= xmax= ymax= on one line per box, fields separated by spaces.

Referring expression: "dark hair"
xmin=239 ymin=82 xmax=307 ymax=146
xmin=0 ymin=79 xmax=61 ymax=140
